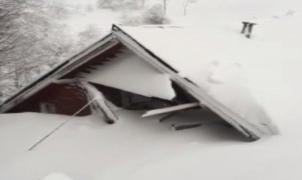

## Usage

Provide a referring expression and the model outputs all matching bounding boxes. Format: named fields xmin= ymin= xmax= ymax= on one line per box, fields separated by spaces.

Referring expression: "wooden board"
xmin=142 ymin=102 xmax=200 ymax=118
xmin=79 ymin=81 xmax=118 ymax=124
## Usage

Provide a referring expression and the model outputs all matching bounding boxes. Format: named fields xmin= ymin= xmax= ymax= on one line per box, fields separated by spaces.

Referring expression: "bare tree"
xmin=0 ymin=0 xmax=23 ymax=62
xmin=0 ymin=0 xmax=24 ymax=99
xmin=0 ymin=0 xmax=75 ymax=102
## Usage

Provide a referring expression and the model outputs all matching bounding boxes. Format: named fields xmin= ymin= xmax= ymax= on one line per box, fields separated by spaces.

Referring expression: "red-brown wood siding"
xmin=7 ymin=44 xmax=126 ymax=115
xmin=8 ymin=83 xmax=91 ymax=116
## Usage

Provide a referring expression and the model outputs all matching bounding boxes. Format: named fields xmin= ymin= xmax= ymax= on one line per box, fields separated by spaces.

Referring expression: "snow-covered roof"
xmin=112 ymin=25 xmax=279 ymax=139
xmin=0 ymin=24 xmax=282 ymax=139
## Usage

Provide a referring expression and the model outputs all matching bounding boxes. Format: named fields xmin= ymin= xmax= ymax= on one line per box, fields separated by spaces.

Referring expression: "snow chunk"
xmin=204 ymin=61 xmax=276 ymax=133
xmin=82 ymin=48 xmax=176 ymax=100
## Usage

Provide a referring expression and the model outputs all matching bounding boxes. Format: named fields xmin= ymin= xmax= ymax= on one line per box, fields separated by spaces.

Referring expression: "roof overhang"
xmin=0 ymin=24 xmax=279 ymax=140
xmin=0 ymin=33 xmax=119 ymax=113
xmin=111 ymin=25 xmax=278 ymax=139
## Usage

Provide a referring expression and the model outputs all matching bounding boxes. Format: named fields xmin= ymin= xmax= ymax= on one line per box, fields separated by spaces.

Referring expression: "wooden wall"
xmin=8 ymin=83 xmax=91 ymax=116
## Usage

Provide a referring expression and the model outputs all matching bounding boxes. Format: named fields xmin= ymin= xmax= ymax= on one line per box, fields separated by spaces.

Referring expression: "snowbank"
xmin=1 ymin=109 xmax=302 ymax=180
xmin=82 ymin=48 xmax=176 ymax=100
xmin=42 ymin=173 xmax=73 ymax=180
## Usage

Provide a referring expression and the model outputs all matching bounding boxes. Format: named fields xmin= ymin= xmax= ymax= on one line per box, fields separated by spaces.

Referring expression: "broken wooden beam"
xmin=142 ymin=102 xmax=200 ymax=118
xmin=159 ymin=112 xmax=179 ymax=122
xmin=79 ymin=81 xmax=118 ymax=124
xmin=172 ymin=123 xmax=202 ymax=131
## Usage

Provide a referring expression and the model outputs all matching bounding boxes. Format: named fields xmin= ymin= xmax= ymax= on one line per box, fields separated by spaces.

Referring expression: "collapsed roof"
xmin=0 ymin=24 xmax=279 ymax=139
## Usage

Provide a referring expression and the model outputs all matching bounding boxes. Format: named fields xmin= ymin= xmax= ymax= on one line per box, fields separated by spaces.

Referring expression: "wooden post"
xmin=241 ymin=21 xmax=257 ymax=38
xmin=172 ymin=123 xmax=202 ymax=131
xmin=247 ymin=23 xmax=256 ymax=38
xmin=241 ymin=21 xmax=249 ymax=34
xmin=79 ymin=81 xmax=118 ymax=124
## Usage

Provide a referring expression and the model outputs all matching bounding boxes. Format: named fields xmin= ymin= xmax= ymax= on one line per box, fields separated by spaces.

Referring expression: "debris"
xmin=1 ymin=24 xmax=279 ymax=140
xmin=159 ymin=112 xmax=179 ymax=122
xmin=79 ymin=81 xmax=118 ymax=124
xmin=142 ymin=102 xmax=200 ymax=118
xmin=172 ymin=123 xmax=202 ymax=131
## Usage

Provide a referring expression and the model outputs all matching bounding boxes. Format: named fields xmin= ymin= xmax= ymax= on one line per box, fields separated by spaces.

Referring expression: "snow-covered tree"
xmin=143 ymin=4 xmax=168 ymax=24
xmin=98 ymin=0 xmax=144 ymax=10
xmin=0 ymin=0 xmax=75 ymax=102
xmin=183 ymin=0 xmax=197 ymax=16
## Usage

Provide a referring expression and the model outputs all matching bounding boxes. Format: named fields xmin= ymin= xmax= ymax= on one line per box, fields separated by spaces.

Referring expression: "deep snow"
xmin=1 ymin=0 xmax=302 ymax=179
xmin=0 ymin=108 xmax=302 ymax=180
xmin=82 ymin=48 xmax=176 ymax=100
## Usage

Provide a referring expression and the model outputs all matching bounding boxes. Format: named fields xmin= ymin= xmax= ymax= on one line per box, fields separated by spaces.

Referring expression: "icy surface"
xmin=82 ymin=49 xmax=176 ymax=100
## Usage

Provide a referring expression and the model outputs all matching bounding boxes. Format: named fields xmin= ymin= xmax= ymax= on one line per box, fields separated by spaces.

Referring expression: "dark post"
xmin=246 ymin=23 xmax=256 ymax=38
xmin=241 ymin=21 xmax=248 ymax=34
xmin=241 ymin=21 xmax=256 ymax=39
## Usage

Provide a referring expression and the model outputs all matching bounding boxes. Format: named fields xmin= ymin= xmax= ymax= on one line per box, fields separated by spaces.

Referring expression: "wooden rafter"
xmin=79 ymin=81 xmax=118 ymax=124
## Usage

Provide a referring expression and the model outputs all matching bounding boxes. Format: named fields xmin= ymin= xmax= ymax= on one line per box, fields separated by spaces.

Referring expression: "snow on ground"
xmin=168 ymin=0 xmax=302 ymax=24
xmin=0 ymin=108 xmax=302 ymax=180
xmin=42 ymin=172 xmax=74 ymax=180
xmin=1 ymin=0 xmax=302 ymax=179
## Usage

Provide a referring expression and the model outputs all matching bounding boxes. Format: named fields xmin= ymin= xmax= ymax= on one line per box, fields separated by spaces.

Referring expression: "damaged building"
xmin=0 ymin=24 xmax=278 ymax=140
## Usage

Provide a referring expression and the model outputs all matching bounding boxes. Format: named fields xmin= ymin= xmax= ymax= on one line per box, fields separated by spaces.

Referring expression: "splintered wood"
xmin=79 ymin=81 xmax=118 ymax=124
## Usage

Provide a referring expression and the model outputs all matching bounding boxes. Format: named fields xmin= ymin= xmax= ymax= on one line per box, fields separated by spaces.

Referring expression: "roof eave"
xmin=0 ymin=33 xmax=118 ymax=113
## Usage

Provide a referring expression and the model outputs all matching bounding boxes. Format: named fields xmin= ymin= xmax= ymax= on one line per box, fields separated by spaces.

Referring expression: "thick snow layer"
xmin=42 ymin=173 xmax=73 ymax=180
xmin=120 ymin=23 xmax=290 ymax=135
xmin=81 ymin=48 xmax=176 ymax=100
xmin=167 ymin=0 xmax=302 ymax=24
xmin=1 ymin=0 xmax=302 ymax=179
xmin=0 ymin=109 xmax=302 ymax=180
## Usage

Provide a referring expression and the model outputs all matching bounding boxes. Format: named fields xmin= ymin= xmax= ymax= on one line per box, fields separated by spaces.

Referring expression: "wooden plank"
xmin=172 ymin=123 xmax=202 ymax=131
xmin=159 ymin=112 xmax=179 ymax=122
xmin=80 ymin=81 xmax=118 ymax=124
xmin=142 ymin=102 xmax=200 ymax=118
